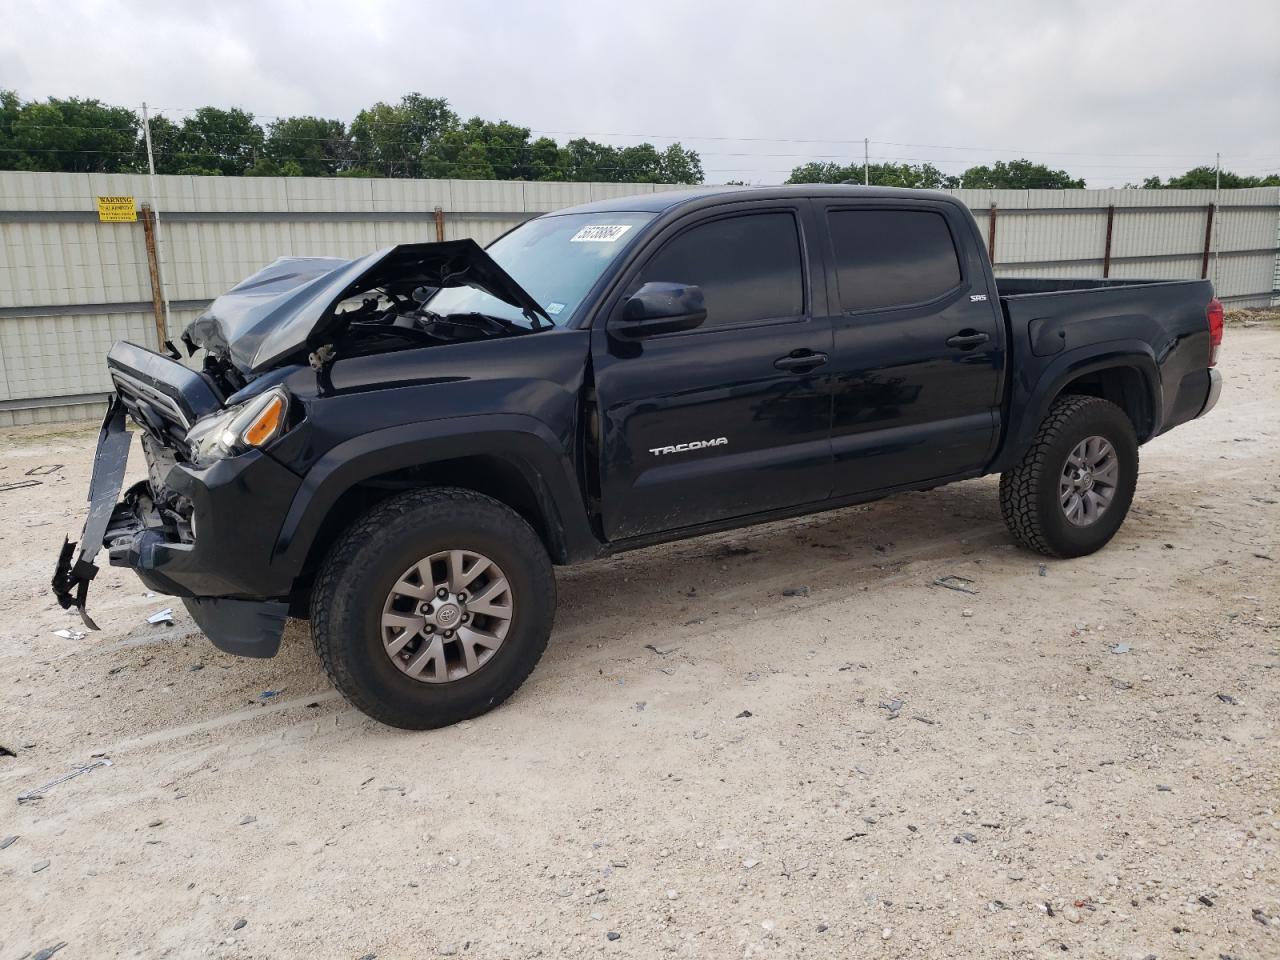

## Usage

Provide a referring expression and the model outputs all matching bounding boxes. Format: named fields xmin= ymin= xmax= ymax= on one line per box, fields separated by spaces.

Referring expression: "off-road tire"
xmin=999 ymin=395 xmax=1139 ymax=558
xmin=312 ymin=487 xmax=556 ymax=729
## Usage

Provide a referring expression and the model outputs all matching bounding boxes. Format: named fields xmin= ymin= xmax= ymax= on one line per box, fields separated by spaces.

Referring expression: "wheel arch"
xmin=272 ymin=415 xmax=600 ymax=609
xmin=995 ymin=345 xmax=1161 ymax=472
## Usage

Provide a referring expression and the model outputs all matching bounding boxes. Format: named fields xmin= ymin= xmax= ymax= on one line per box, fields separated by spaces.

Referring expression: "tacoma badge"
xmin=649 ymin=437 xmax=728 ymax=456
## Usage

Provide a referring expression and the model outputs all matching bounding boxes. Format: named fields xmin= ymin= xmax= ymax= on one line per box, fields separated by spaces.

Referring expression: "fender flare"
xmin=270 ymin=413 xmax=599 ymax=573
xmin=994 ymin=342 xmax=1162 ymax=473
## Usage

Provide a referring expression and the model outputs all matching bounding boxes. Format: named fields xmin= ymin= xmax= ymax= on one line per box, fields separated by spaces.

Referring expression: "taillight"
xmin=1206 ymin=297 xmax=1223 ymax=367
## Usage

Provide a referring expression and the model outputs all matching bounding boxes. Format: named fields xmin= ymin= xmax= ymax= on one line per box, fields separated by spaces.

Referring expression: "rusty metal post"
xmin=1200 ymin=203 xmax=1215 ymax=279
xmin=1102 ymin=204 xmax=1115 ymax=278
xmin=434 ymin=206 xmax=445 ymax=243
xmin=1095 ymin=203 xmax=1116 ymax=277
xmin=140 ymin=205 xmax=167 ymax=348
xmin=987 ymin=204 xmax=997 ymax=265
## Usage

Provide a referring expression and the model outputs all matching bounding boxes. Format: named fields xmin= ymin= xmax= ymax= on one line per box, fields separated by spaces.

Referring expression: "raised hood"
xmin=184 ymin=239 xmax=550 ymax=375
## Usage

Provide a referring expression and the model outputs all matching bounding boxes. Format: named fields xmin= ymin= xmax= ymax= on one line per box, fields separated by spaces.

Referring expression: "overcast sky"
xmin=3 ymin=0 xmax=1278 ymax=186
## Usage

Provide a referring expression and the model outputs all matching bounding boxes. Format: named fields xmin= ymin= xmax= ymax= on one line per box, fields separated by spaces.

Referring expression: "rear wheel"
xmin=999 ymin=395 xmax=1138 ymax=558
xmin=311 ymin=487 xmax=556 ymax=729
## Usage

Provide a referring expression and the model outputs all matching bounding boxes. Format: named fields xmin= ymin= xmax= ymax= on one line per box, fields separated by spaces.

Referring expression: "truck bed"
xmin=992 ymin=275 xmax=1216 ymax=467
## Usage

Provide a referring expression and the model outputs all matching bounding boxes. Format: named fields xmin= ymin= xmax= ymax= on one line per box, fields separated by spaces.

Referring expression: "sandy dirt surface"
xmin=2 ymin=330 xmax=1277 ymax=960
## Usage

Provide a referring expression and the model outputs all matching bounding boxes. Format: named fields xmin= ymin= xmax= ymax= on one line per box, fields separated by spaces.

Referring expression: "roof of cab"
xmin=549 ymin=184 xmax=959 ymax=216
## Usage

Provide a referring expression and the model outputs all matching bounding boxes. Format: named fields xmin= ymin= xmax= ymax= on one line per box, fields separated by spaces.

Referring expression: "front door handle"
xmin=774 ymin=350 xmax=828 ymax=371
xmin=946 ymin=330 xmax=991 ymax=350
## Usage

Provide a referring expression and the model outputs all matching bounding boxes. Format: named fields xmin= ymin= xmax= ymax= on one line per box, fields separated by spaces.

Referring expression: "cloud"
xmin=2 ymin=0 xmax=1277 ymax=185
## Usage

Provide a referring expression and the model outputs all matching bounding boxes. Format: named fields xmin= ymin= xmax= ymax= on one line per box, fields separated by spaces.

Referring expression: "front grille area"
xmin=111 ymin=370 xmax=192 ymax=443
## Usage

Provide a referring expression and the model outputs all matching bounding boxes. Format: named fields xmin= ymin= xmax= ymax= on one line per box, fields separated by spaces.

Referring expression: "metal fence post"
xmin=1201 ymin=203 xmax=1215 ymax=280
xmin=1103 ymin=204 xmax=1115 ymax=278
xmin=139 ymin=205 xmax=167 ymax=349
xmin=987 ymin=203 xmax=997 ymax=266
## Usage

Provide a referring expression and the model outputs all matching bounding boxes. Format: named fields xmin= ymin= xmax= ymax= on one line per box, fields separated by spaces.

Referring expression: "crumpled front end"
xmin=51 ymin=344 xmax=305 ymax=658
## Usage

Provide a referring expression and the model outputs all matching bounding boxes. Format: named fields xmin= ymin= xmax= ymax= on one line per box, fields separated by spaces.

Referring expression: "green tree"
xmin=175 ymin=107 xmax=264 ymax=176
xmin=263 ymin=116 xmax=351 ymax=176
xmin=954 ymin=159 xmax=1084 ymax=189
xmin=350 ymin=93 xmax=459 ymax=177
xmin=1146 ymin=166 xmax=1280 ymax=189
xmin=657 ymin=143 xmax=703 ymax=183
xmin=0 ymin=90 xmax=19 ymax=152
xmin=3 ymin=96 xmax=138 ymax=172
xmin=786 ymin=160 xmax=954 ymax=188
xmin=527 ymin=136 xmax=565 ymax=181
xmin=136 ymin=113 xmax=183 ymax=173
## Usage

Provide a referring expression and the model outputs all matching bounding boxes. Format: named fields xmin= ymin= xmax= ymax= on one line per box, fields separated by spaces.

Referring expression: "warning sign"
xmin=96 ymin=196 xmax=137 ymax=222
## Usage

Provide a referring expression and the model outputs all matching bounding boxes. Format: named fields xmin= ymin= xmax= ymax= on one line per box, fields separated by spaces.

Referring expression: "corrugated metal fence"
xmin=1 ymin=172 xmax=1277 ymax=425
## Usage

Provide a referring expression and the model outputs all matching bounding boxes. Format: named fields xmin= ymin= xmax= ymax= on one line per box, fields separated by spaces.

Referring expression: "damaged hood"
xmin=185 ymin=239 xmax=551 ymax=375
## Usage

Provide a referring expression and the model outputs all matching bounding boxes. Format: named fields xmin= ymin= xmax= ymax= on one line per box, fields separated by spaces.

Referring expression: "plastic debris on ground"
xmin=18 ymin=758 xmax=112 ymax=804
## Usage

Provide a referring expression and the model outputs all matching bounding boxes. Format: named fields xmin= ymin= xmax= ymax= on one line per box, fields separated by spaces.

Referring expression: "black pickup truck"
xmin=53 ymin=186 xmax=1224 ymax=728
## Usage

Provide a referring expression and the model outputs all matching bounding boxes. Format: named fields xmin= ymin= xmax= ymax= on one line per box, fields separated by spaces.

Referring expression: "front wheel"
xmin=999 ymin=395 xmax=1139 ymax=558
xmin=311 ymin=487 xmax=556 ymax=729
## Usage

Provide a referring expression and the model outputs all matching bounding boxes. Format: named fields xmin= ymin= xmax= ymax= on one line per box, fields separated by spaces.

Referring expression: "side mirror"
xmin=611 ymin=282 xmax=707 ymax=338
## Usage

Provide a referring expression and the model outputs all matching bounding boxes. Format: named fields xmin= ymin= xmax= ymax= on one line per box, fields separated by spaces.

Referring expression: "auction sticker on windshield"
xmin=570 ymin=224 xmax=633 ymax=243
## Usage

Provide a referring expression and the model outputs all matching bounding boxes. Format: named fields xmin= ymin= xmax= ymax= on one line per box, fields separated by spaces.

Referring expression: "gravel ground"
xmin=1 ymin=329 xmax=1276 ymax=960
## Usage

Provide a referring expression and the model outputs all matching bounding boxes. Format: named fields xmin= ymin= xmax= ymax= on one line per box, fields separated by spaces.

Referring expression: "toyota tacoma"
xmin=52 ymin=186 xmax=1225 ymax=729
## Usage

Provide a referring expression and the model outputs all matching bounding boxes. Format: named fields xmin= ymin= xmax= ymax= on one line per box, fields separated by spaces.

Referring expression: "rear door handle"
xmin=946 ymin=330 xmax=990 ymax=350
xmin=774 ymin=350 xmax=828 ymax=371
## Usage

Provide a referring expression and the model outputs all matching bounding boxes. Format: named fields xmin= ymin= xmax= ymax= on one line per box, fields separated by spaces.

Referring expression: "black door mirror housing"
xmin=611 ymin=282 xmax=707 ymax=338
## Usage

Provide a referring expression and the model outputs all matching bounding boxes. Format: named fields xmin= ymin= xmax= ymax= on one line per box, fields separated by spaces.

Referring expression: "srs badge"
xmin=649 ymin=437 xmax=728 ymax=456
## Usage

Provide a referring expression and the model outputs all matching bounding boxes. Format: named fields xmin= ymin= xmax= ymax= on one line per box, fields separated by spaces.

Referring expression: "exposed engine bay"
xmin=180 ymin=239 xmax=553 ymax=386
xmin=330 ymin=286 xmax=540 ymax=357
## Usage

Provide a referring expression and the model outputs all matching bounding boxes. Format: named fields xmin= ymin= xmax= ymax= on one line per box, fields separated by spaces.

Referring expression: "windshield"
xmin=427 ymin=212 xmax=653 ymax=326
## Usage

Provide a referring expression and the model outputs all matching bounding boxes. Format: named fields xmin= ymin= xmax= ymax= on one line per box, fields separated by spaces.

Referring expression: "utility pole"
xmin=140 ymin=102 xmax=171 ymax=339
xmin=864 ymin=138 xmax=870 ymax=186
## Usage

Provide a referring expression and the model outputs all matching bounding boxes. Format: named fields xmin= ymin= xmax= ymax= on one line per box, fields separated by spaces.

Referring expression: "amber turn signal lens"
xmin=243 ymin=395 xmax=285 ymax=446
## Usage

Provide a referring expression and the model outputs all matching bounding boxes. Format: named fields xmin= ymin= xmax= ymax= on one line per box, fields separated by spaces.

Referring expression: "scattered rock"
xmin=238 ymin=815 xmax=257 ymax=826
xmin=1215 ymin=693 xmax=1237 ymax=704
xmin=606 ymin=931 xmax=621 ymax=941
xmin=0 ymin=834 xmax=18 ymax=849
xmin=232 ymin=918 xmax=247 ymax=931
xmin=782 ymin=586 xmax=809 ymax=597
xmin=1110 ymin=643 xmax=1131 ymax=654
xmin=1063 ymin=904 xmax=1081 ymax=923
xmin=735 ymin=710 xmax=752 ymax=719
xmin=817 ymin=923 xmax=828 ymax=933
xmin=437 ymin=944 xmax=457 ymax=956
xmin=32 ymin=858 xmax=50 ymax=873
xmin=32 ymin=943 xmax=67 ymax=960
xmin=881 ymin=927 xmax=893 ymax=939
xmin=1157 ymin=784 xmax=1173 ymax=792
xmin=961 ymin=608 xmax=974 ymax=618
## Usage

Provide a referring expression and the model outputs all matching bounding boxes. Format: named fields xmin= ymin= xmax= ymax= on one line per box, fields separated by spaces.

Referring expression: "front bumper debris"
xmin=52 ymin=387 xmax=303 ymax=658
xmin=51 ymin=397 xmax=131 ymax=628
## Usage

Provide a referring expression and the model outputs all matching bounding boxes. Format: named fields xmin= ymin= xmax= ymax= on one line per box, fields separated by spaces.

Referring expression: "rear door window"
xmin=827 ymin=209 xmax=962 ymax=312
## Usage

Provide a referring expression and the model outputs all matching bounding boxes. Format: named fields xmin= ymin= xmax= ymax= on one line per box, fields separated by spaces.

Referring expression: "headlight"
xmin=185 ymin=387 xmax=290 ymax=466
